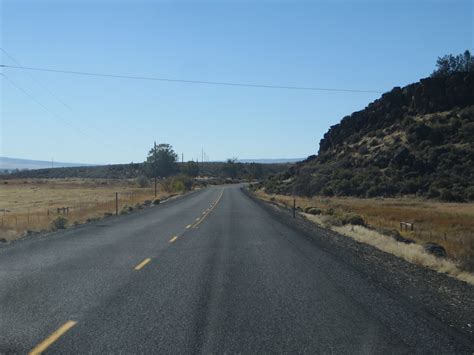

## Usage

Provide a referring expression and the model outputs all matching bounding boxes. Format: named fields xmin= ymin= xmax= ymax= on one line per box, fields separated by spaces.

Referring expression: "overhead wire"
xmin=1 ymin=73 xmax=107 ymax=147
xmin=0 ymin=48 xmax=73 ymax=111
xmin=0 ymin=64 xmax=384 ymax=94
xmin=0 ymin=48 xmax=109 ymax=137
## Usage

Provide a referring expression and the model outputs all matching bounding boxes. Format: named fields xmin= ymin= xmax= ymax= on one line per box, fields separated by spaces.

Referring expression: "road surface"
xmin=0 ymin=185 xmax=472 ymax=353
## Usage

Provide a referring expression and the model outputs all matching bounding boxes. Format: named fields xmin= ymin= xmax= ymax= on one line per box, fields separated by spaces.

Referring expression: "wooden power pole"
xmin=154 ymin=141 xmax=157 ymax=197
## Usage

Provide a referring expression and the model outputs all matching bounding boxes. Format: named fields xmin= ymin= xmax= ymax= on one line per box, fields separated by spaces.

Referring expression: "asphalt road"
xmin=0 ymin=185 xmax=472 ymax=353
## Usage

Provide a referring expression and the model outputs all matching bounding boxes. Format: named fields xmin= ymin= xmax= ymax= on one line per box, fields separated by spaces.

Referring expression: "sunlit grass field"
xmin=0 ymin=178 xmax=170 ymax=241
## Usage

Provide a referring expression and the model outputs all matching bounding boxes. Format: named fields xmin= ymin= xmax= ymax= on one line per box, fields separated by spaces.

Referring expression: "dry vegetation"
xmin=0 ymin=178 xmax=177 ymax=241
xmin=255 ymin=190 xmax=474 ymax=282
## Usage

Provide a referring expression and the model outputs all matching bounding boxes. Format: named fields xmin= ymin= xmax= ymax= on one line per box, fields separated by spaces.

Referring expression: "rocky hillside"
xmin=265 ymin=72 xmax=474 ymax=201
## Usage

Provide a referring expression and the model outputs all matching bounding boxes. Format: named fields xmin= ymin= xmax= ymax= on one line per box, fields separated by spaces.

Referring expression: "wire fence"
xmin=0 ymin=191 xmax=156 ymax=235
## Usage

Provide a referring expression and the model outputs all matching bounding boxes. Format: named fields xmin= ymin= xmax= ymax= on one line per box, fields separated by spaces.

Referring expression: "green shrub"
xmin=172 ymin=179 xmax=186 ymax=192
xmin=51 ymin=216 xmax=68 ymax=230
xmin=162 ymin=175 xmax=193 ymax=193
xmin=137 ymin=175 xmax=150 ymax=188
xmin=120 ymin=205 xmax=133 ymax=214
xmin=322 ymin=215 xmax=343 ymax=228
xmin=439 ymin=189 xmax=464 ymax=202
xmin=358 ymin=145 xmax=369 ymax=155
xmin=464 ymin=186 xmax=474 ymax=201
xmin=341 ymin=213 xmax=365 ymax=226
xmin=369 ymin=139 xmax=379 ymax=147
xmin=306 ymin=207 xmax=322 ymax=215
xmin=324 ymin=208 xmax=335 ymax=216
xmin=427 ymin=187 xmax=440 ymax=198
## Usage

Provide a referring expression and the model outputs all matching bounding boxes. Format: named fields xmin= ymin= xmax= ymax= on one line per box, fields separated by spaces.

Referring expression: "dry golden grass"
xmin=256 ymin=190 xmax=474 ymax=271
xmin=299 ymin=212 xmax=474 ymax=285
xmin=0 ymin=178 xmax=173 ymax=241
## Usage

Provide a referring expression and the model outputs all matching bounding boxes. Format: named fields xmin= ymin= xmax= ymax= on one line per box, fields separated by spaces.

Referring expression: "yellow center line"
xmin=191 ymin=189 xmax=224 ymax=229
xmin=29 ymin=320 xmax=77 ymax=355
xmin=134 ymin=258 xmax=151 ymax=271
xmin=169 ymin=236 xmax=178 ymax=243
xmin=185 ymin=224 xmax=192 ymax=229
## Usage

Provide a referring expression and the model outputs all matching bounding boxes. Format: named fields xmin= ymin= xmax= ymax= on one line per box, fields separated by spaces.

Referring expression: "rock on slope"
xmin=265 ymin=73 xmax=474 ymax=201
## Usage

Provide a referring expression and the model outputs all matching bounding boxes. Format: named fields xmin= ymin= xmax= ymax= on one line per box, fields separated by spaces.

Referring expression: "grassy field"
xmin=0 ymin=178 xmax=174 ymax=241
xmin=255 ymin=190 xmax=474 ymax=271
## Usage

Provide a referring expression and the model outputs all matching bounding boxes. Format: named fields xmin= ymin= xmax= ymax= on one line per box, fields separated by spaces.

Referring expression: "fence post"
xmin=115 ymin=192 xmax=118 ymax=216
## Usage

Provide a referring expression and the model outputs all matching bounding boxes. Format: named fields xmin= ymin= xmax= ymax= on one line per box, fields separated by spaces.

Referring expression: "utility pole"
xmin=182 ymin=153 xmax=184 ymax=164
xmin=154 ymin=141 xmax=157 ymax=197
xmin=293 ymin=198 xmax=296 ymax=219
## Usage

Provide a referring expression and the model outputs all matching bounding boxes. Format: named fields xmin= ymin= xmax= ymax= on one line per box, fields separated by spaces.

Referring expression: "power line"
xmin=0 ymin=48 xmax=73 ymax=111
xmin=1 ymin=73 xmax=101 ymax=143
xmin=0 ymin=48 xmax=108 ymax=137
xmin=0 ymin=64 xmax=383 ymax=94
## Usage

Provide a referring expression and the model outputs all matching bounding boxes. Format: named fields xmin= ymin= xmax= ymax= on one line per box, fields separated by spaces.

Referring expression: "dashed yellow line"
xmin=134 ymin=258 xmax=151 ymax=271
xmin=169 ymin=236 xmax=178 ymax=243
xmin=29 ymin=320 xmax=77 ymax=355
xmin=191 ymin=189 xmax=224 ymax=229
xmin=185 ymin=224 xmax=192 ymax=229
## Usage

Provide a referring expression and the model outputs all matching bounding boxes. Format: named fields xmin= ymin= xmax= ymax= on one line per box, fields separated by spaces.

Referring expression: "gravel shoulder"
xmin=243 ymin=187 xmax=474 ymax=346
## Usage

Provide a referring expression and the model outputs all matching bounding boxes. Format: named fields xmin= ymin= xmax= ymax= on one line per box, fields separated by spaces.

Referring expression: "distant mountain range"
xmin=0 ymin=156 xmax=302 ymax=172
xmin=0 ymin=157 xmax=95 ymax=171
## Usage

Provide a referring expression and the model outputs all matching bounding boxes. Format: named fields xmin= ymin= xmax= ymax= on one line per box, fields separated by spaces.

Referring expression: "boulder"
xmin=423 ymin=243 xmax=447 ymax=258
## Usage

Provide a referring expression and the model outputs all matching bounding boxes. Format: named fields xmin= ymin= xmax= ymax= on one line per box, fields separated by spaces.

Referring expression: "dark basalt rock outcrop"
xmin=319 ymin=73 xmax=474 ymax=153
xmin=264 ymin=72 xmax=474 ymax=201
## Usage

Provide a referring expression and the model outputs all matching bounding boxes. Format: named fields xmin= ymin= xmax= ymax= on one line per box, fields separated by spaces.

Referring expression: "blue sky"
xmin=1 ymin=0 xmax=472 ymax=164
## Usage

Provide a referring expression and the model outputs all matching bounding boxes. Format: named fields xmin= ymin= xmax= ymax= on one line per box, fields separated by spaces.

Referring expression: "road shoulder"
xmin=242 ymin=187 xmax=474 ymax=345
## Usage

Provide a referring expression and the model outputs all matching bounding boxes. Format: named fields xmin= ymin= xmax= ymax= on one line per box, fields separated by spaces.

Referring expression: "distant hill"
xmin=0 ymin=157 xmax=94 ymax=171
xmin=0 ymin=156 xmax=299 ymax=173
xmin=237 ymin=158 xmax=303 ymax=164
xmin=264 ymin=72 xmax=474 ymax=201
xmin=1 ymin=161 xmax=292 ymax=180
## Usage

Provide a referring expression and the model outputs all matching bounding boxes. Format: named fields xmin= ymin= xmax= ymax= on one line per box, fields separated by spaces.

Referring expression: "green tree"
xmin=183 ymin=160 xmax=199 ymax=177
xmin=144 ymin=143 xmax=178 ymax=178
xmin=223 ymin=158 xmax=239 ymax=179
xmin=247 ymin=162 xmax=264 ymax=179
xmin=432 ymin=50 xmax=474 ymax=77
